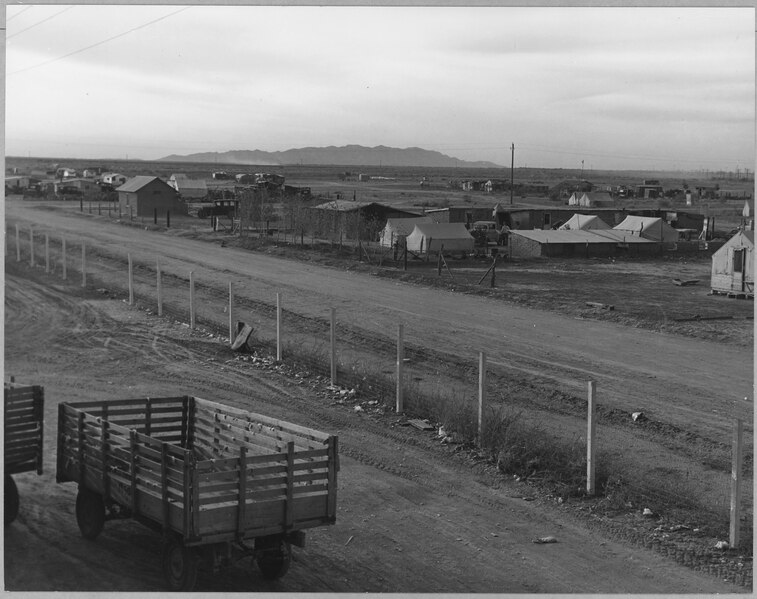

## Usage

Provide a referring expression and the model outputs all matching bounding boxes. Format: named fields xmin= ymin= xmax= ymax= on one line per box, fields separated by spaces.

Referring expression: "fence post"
xmin=396 ymin=324 xmax=404 ymax=413
xmin=478 ymin=352 xmax=486 ymax=446
xmin=45 ymin=234 xmax=50 ymax=273
xmin=730 ymin=418 xmax=744 ymax=548
xmin=62 ymin=237 xmax=67 ymax=280
xmin=29 ymin=226 xmax=34 ymax=267
xmin=15 ymin=224 xmax=20 ymax=262
xmin=128 ymin=253 xmax=134 ymax=305
xmin=330 ymin=308 xmax=337 ymax=386
xmin=228 ymin=281 xmax=234 ymax=342
xmin=586 ymin=380 xmax=597 ymax=495
xmin=157 ymin=258 xmax=163 ymax=316
xmin=276 ymin=292 xmax=282 ymax=361
xmin=189 ymin=271 xmax=196 ymax=329
xmin=81 ymin=241 xmax=86 ymax=287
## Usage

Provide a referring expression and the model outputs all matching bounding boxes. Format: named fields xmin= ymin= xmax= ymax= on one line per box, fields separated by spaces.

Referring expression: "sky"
xmin=4 ymin=5 xmax=755 ymax=171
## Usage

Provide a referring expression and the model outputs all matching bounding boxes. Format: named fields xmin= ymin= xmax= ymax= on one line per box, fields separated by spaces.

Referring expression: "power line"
xmin=6 ymin=6 xmax=34 ymax=23
xmin=7 ymin=6 xmax=74 ymax=40
xmin=7 ymin=7 xmax=191 ymax=77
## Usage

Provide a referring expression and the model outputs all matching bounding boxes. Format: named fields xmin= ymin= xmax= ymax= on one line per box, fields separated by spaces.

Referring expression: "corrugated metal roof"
xmin=313 ymin=200 xmax=376 ymax=212
xmin=116 ymin=176 xmax=165 ymax=192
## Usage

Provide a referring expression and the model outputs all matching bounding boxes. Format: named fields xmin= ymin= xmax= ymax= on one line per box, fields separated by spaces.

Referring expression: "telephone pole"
xmin=510 ymin=143 xmax=514 ymax=205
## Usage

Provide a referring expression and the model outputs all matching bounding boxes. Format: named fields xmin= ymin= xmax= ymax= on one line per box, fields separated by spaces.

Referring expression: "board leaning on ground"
xmin=56 ymin=394 xmax=339 ymax=591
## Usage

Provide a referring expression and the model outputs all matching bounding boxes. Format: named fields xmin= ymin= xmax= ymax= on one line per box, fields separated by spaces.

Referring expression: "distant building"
xmin=101 ymin=173 xmax=127 ymax=187
xmin=169 ymin=173 xmax=208 ymax=199
xmin=54 ymin=178 xmax=101 ymax=197
xmin=117 ymin=176 xmax=187 ymax=218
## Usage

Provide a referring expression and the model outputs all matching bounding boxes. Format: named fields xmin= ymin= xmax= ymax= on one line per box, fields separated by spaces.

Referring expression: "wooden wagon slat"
xmin=192 ymin=418 xmax=283 ymax=455
xmin=195 ymin=430 xmax=281 ymax=459
xmin=192 ymin=428 xmax=280 ymax=459
xmin=193 ymin=397 xmax=330 ymax=443
xmin=194 ymin=407 xmax=323 ymax=450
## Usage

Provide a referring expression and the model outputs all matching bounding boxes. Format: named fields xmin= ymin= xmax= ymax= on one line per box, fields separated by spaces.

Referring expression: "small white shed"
xmin=711 ymin=230 xmax=754 ymax=296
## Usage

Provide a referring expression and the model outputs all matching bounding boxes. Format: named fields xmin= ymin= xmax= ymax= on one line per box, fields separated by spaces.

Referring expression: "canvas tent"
xmin=558 ymin=214 xmax=611 ymax=231
xmin=379 ymin=216 xmax=433 ymax=247
xmin=614 ymin=215 xmax=679 ymax=242
xmin=405 ymin=223 xmax=474 ymax=255
xmin=711 ymin=230 xmax=754 ymax=296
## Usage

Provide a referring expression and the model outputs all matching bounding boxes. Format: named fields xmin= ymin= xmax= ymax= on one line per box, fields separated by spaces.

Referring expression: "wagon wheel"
xmin=256 ymin=536 xmax=292 ymax=580
xmin=5 ymin=474 xmax=19 ymax=525
xmin=75 ymin=487 xmax=105 ymax=540
xmin=162 ymin=536 xmax=200 ymax=592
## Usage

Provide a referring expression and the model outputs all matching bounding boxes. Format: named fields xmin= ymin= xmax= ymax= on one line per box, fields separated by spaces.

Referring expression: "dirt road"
xmin=3 ymin=262 xmax=742 ymax=593
xmin=6 ymin=201 xmax=752 ymax=445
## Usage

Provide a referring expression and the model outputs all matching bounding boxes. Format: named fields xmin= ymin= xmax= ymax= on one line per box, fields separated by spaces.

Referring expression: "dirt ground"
xmin=3 ymin=198 xmax=753 ymax=592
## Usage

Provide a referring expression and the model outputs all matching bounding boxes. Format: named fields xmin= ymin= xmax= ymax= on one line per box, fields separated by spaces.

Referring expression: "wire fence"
xmin=6 ymin=220 xmax=753 ymax=551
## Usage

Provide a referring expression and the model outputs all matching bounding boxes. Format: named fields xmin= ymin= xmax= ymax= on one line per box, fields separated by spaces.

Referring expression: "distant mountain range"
xmin=159 ymin=145 xmax=502 ymax=169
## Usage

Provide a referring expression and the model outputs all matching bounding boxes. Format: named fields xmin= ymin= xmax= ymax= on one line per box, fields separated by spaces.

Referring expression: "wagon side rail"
xmin=56 ymin=400 xmax=199 ymax=539
xmin=188 ymin=396 xmax=338 ymax=544
xmin=191 ymin=437 xmax=338 ymax=544
xmin=5 ymin=383 xmax=44 ymax=476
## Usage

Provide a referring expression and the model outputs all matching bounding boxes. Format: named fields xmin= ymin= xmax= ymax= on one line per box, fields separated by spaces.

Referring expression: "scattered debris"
xmin=585 ymin=301 xmax=614 ymax=311
xmin=642 ymin=508 xmax=655 ymax=517
xmin=408 ymin=418 xmax=435 ymax=431
xmin=715 ymin=540 xmax=730 ymax=550
xmin=672 ymin=278 xmax=700 ymax=286
xmin=345 ymin=535 xmax=354 ymax=546
xmin=532 ymin=536 xmax=558 ymax=544
xmin=353 ymin=405 xmax=363 ymax=413
xmin=669 ymin=524 xmax=691 ymax=532
xmin=631 ymin=411 xmax=645 ymax=422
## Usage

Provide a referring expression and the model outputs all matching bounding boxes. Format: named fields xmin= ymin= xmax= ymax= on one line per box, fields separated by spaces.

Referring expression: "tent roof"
xmin=411 ymin=222 xmax=474 ymax=239
xmin=558 ymin=214 xmax=611 ymax=230
xmin=511 ymin=229 xmax=654 ymax=244
xmin=383 ymin=217 xmax=433 ymax=236
xmin=614 ymin=215 xmax=678 ymax=240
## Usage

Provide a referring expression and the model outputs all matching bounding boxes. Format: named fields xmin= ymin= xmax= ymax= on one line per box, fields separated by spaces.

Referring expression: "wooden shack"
xmin=711 ymin=230 xmax=754 ymax=297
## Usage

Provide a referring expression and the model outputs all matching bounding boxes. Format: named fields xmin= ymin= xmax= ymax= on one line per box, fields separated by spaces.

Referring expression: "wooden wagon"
xmin=56 ymin=395 xmax=339 ymax=591
xmin=4 ymin=381 xmax=44 ymax=525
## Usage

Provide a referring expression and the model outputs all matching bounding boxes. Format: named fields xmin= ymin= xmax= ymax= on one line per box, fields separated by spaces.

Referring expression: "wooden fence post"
xmin=276 ymin=292 xmax=282 ymax=361
xmin=15 ymin=224 xmax=20 ymax=262
xmin=586 ymin=381 xmax=597 ymax=495
xmin=228 ymin=281 xmax=234 ymax=342
xmin=62 ymin=237 xmax=67 ymax=280
xmin=330 ymin=308 xmax=337 ymax=386
xmin=81 ymin=241 xmax=86 ymax=287
xmin=45 ymin=234 xmax=50 ymax=273
xmin=29 ymin=226 xmax=34 ymax=267
xmin=156 ymin=258 xmax=163 ymax=316
xmin=730 ymin=418 xmax=744 ymax=548
xmin=396 ymin=324 xmax=404 ymax=413
xmin=478 ymin=352 xmax=487 ymax=446
xmin=128 ymin=253 xmax=134 ymax=305
xmin=189 ymin=271 xmax=195 ymax=329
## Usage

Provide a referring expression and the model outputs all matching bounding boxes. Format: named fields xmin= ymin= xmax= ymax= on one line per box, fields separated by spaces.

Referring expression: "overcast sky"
xmin=4 ymin=5 xmax=755 ymax=171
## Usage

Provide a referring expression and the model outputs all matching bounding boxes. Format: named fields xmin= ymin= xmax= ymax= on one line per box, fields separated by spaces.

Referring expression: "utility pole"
xmin=510 ymin=143 xmax=514 ymax=205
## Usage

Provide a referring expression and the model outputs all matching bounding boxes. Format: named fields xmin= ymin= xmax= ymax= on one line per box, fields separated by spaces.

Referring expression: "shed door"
xmin=732 ymin=248 xmax=745 ymax=291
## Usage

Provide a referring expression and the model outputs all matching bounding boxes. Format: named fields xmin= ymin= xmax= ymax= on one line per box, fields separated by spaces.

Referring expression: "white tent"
xmin=405 ymin=223 xmax=474 ymax=254
xmin=614 ymin=215 xmax=679 ymax=242
xmin=379 ymin=216 xmax=433 ymax=247
xmin=558 ymin=214 xmax=611 ymax=231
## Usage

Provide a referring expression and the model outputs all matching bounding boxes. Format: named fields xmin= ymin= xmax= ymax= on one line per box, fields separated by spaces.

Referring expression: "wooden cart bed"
xmin=5 ymin=383 xmax=44 ymax=476
xmin=57 ymin=396 xmax=338 ymax=545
